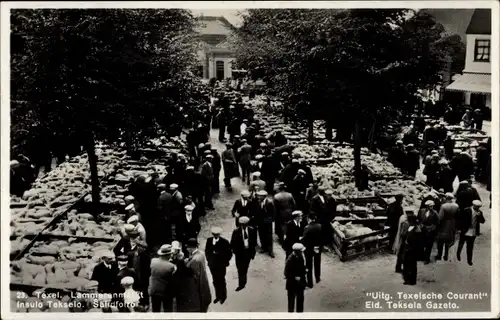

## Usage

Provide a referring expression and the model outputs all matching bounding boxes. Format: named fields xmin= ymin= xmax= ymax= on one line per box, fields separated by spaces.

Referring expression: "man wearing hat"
xmin=274 ymin=182 xmax=297 ymax=244
xmin=284 ymin=243 xmax=307 ymax=312
xmin=124 ymin=195 xmax=140 ymax=215
xmin=301 ymin=214 xmax=323 ymax=287
xmin=417 ymin=200 xmax=439 ymax=264
xmin=284 ymin=210 xmax=305 ymax=259
xmin=210 ymin=148 xmax=222 ymax=194
xmin=450 ymin=150 xmax=474 ymax=182
xmin=91 ymin=250 xmax=118 ymax=294
xmin=115 ymin=254 xmax=138 ymax=294
xmin=238 ymin=139 xmax=253 ymax=184
xmin=232 ymin=190 xmax=253 ymax=227
xmin=405 ymin=144 xmax=420 ymax=178
xmin=201 ymin=154 xmax=215 ymax=210
xmin=423 ymin=154 xmax=441 ymax=189
xmin=475 ymin=141 xmax=489 ymax=184
xmin=437 ymin=159 xmax=455 ymax=193
xmin=253 ymin=190 xmax=276 ymax=257
xmin=249 ymin=171 xmax=266 ymax=194
xmin=176 ymin=205 xmax=201 ymax=256
xmin=290 ymin=168 xmax=310 ymax=212
xmin=127 ymin=215 xmax=147 ymax=243
xmin=230 ymin=216 xmax=257 ymax=291
xmin=183 ymin=239 xmax=212 ymax=312
xmin=388 ymin=140 xmax=406 ymax=171
xmin=457 ymin=200 xmax=485 ymax=265
xmin=183 ymin=166 xmax=206 ymax=216
xmin=384 ymin=193 xmax=405 ymax=250
xmin=310 ymin=188 xmax=337 ymax=248
xmin=149 ymin=244 xmax=177 ymax=312
xmin=205 ymin=227 xmax=233 ymax=304
xmin=114 ymin=224 xmax=142 ymax=266
xmin=402 ymin=214 xmax=424 ymax=285
xmin=435 ymin=193 xmax=459 ymax=261
xmin=156 ymin=183 xmax=174 ymax=244
xmin=222 ymin=142 xmax=238 ymax=190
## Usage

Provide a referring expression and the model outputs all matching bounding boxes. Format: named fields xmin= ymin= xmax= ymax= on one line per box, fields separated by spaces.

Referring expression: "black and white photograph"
xmin=1 ymin=1 xmax=498 ymax=317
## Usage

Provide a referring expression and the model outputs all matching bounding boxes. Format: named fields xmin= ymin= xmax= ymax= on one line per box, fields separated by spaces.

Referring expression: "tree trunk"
xmin=283 ymin=104 xmax=288 ymax=124
xmin=354 ymin=119 xmax=362 ymax=189
xmin=325 ymin=120 xmax=334 ymax=141
xmin=308 ymin=118 xmax=314 ymax=145
xmin=84 ymin=132 xmax=100 ymax=218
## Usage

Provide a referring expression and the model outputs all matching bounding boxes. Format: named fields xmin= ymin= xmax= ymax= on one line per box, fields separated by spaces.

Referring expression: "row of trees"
xmin=230 ymin=9 xmax=465 ymax=187
xmin=11 ymin=9 xmax=204 ymax=208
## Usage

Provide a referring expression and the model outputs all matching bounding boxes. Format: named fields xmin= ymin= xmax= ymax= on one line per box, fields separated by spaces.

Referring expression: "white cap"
xmin=292 ymin=243 xmax=305 ymax=251
xmin=425 ymin=200 xmax=435 ymax=206
xmin=185 ymin=205 xmax=195 ymax=211
xmin=211 ymin=226 xmax=222 ymax=235
xmin=98 ymin=250 xmax=115 ymax=259
xmin=445 ymin=193 xmax=455 ymax=199
xmin=292 ymin=210 xmax=303 ymax=216
xmin=121 ymin=276 xmax=134 ymax=286
xmin=241 ymin=190 xmax=251 ymax=197
xmin=253 ymin=171 xmax=261 ymax=177
xmin=472 ymin=200 xmax=482 ymax=207
xmin=125 ymin=195 xmax=135 ymax=201
xmin=257 ymin=190 xmax=268 ymax=196
xmin=127 ymin=215 xmax=139 ymax=224
xmin=171 ymin=240 xmax=181 ymax=251
xmin=170 ymin=183 xmax=179 ymax=189
xmin=125 ymin=204 xmax=135 ymax=211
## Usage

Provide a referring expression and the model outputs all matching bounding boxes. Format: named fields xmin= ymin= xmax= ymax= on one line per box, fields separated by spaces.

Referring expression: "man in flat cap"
xmin=176 ymin=205 xmax=201 ymax=256
xmin=274 ymin=182 xmax=297 ymax=245
xmin=91 ymin=250 xmax=118 ymax=294
xmin=230 ymin=216 xmax=257 ymax=291
xmin=205 ymin=227 xmax=233 ymax=304
xmin=284 ymin=243 xmax=307 ymax=312
xmin=238 ymin=139 xmax=253 ymax=184
xmin=115 ymin=254 xmax=138 ymax=295
xmin=437 ymin=159 xmax=455 ymax=193
xmin=201 ymin=154 xmax=215 ymax=210
xmin=249 ymin=171 xmax=266 ymax=194
xmin=310 ymin=188 xmax=337 ymax=248
xmin=211 ymin=148 xmax=222 ymax=194
xmin=417 ymin=200 xmax=439 ymax=264
xmin=284 ymin=210 xmax=305 ymax=259
xmin=222 ymin=142 xmax=238 ymax=190
xmin=457 ymin=200 xmax=485 ymax=265
xmin=387 ymin=139 xmax=406 ymax=172
xmin=232 ymin=190 xmax=253 ymax=227
xmin=435 ymin=193 xmax=459 ymax=261
xmin=253 ymin=190 xmax=276 ymax=258
xmin=405 ymin=144 xmax=420 ymax=179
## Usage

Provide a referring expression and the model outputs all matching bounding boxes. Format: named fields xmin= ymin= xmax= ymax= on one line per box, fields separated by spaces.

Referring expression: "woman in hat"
xmin=435 ymin=193 xmax=459 ymax=261
xmin=417 ymin=200 xmax=439 ymax=264
xmin=149 ymin=244 xmax=177 ymax=312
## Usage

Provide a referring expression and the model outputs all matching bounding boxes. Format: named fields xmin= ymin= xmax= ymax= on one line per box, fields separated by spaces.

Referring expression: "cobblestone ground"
xmin=197 ymin=129 xmax=492 ymax=312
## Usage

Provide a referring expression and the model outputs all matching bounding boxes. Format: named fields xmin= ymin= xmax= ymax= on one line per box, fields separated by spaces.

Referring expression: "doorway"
xmin=216 ymin=61 xmax=225 ymax=80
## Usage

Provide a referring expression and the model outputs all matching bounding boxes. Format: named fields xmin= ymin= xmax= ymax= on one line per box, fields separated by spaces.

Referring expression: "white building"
xmin=195 ymin=16 xmax=236 ymax=80
xmin=446 ymin=9 xmax=491 ymax=109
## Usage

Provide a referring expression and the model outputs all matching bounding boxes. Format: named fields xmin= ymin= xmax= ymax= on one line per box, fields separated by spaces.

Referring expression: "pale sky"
xmin=191 ymin=9 xmax=244 ymax=27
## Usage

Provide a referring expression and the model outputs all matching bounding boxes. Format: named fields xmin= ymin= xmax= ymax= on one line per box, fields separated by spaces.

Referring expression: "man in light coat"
xmin=183 ymin=238 xmax=212 ymax=312
xmin=149 ymin=245 xmax=177 ymax=312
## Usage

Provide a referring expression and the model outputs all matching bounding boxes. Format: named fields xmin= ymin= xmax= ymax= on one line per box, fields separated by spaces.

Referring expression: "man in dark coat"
xmin=205 ymin=227 xmax=233 ymax=304
xmin=405 ymin=144 xmax=420 ymax=178
xmin=451 ymin=151 xmax=475 ymax=182
xmin=91 ymin=250 xmax=119 ymax=294
xmin=261 ymin=154 xmax=278 ymax=193
xmin=456 ymin=200 xmax=485 ymax=265
xmin=274 ymin=182 xmax=297 ymax=244
xmin=281 ymin=159 xmax=300 ymax=188
xmin=388 ymin=140 xmax=406 ymax=171
xmin=222 ymin=143 xmax=238 ymax=190
xmin=211 ymin=148 xmax=222 ymax=194
xmin=284 ymin=210 xmax=305 ymax=258
xmin=175 ymin=205 xmax=201 ymax=255
xmin=402 ymin=215 xmax=424 ymax=285
xmin=284 ymin=243 xmax=307 ymax=313
xmin=423 ymin=154 xmax=441 ymax=189
xmin=115 ymin=255 xmax=138 ymax=294
xmin=475 ymin=142 xmax=489 ymax=183
xmin=437 ymin=160 xmax=455 ymax=193
xmin=253 ymin=190 xmax=276 ymax=257
xmin=456 ymin=181 xmax=481 ymax=212
xmin=201 ymin=154 xmax=215 ymax=210
xmin=231 ymin=190 xmax=253 ymax=227
xmin=290 ymin=169 xmax=311 ymax=212
xmin=310 ymin=189 xmax=337 ymax=248
xmin=301 ymin=214 xmax=322 ymax=288
xmin=183 ymin=166 xmax=205 ymax=214
xmin=384 ymin=194 xmax=405 ymax=249
xmin=443 ymin=134 xmax=455 ymax=159
xmin=230 ymin=216 xmax=257 ymax=291
xmin=417 ymin=200 xmax=439 ymax=264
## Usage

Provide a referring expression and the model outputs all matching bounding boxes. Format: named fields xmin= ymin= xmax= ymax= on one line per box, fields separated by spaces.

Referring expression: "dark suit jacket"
xmin=417 ymin=209 xmax=439 ymax=234
xmin=176 ymin=215 xmax=201 ymax=243
xmin=310 ymin=195 xmax=337 ymax=222
xmin=157 ymin=192 xmax=173 ymax=219
xmin=115 ymin=267 xmax=138 ymax=293
xmin=252 ymin=198 xmax=276 ymax=224
xmin=458 ymin=207 xmax=485 ymax=234
xmin=205 ymin=237 xmax=233 ymax=268
xmin=301 ymin=221 xmax=322 ymax=249
xmin=201 ymin=161 xmax=214 ymax=182
xmin=284 ymin=220 xmax=305 ymax=251
xmin=91 ymin=261 xmax=119 ymax=293
xmin=230 ymin=226 xmax=257 ymax=258
xmin=113 ymin=237 xmax=136 ymax=268
xmin=232 ymin=199 xmax=253 ymax=218
xmin=284 ymin=253 xmax=307 ymax=291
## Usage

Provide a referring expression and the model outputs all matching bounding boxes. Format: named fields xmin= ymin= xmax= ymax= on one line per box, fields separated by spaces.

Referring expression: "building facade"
xmin=195 ymin=16 xmax=236 ymax=80
xmin=446 ymin=9 xmax=491 ymax=109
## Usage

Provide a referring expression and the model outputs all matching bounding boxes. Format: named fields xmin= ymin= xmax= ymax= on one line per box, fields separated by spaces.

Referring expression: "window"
xmin=474 ymin=39 xmax=490 ymax=62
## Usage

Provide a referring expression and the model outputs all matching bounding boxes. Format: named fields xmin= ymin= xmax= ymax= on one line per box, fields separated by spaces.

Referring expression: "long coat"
xmin=284 ymin=253 xmax=307 ymax=291
xmin=457 ymin=207 xmax=485 ymax=234
xmin=436 ymin=202 xmax=459 ymax=243
xmin=274 ymin=191 xmax=296 ymax=222
xmin=148 ymin=257 xmax=176 ymax=297
xmin=182 ymin=250 xmax=212 ymax=312
xmin=284 ymin=220 xmax=306 ymax=252
xmin=393 ymin=214 xmax=409 ymax=254
xmin=238 ymin=144 xmax=253 ymax=169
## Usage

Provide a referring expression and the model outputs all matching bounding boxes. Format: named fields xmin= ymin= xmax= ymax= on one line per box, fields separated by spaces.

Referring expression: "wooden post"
xmin=84 ymin=132 xmax=100 ymax=218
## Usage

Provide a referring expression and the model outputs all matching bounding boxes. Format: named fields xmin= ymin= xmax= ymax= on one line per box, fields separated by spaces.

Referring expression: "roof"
xmin=196 ymin=16 xmax=235 ymax=36
xmin=426 ymin=9 xmax=474 ymax=40
xmin=446 ymin=72 xmax=491 ymax=93
xmin=466 ymin=9 xmax=491 ymax=35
